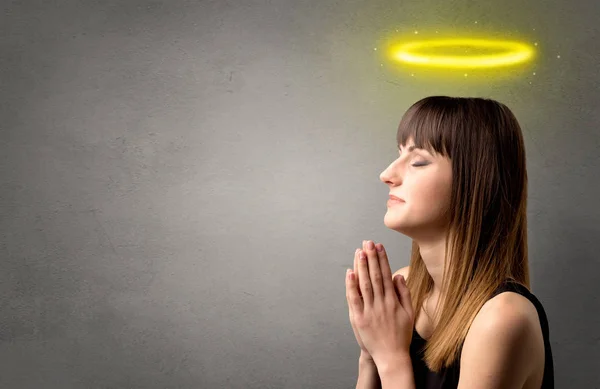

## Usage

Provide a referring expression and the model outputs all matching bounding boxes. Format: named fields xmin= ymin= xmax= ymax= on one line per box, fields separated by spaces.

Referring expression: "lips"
xmin=389 ymin=195 xmax=403 ymax=201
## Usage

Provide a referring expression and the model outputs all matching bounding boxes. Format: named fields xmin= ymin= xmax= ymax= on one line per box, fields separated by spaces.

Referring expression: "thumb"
xmin=393 ymin=275 xmax=403 ymax=296
xmin=394 ymin=275 xmax=414 ymax=318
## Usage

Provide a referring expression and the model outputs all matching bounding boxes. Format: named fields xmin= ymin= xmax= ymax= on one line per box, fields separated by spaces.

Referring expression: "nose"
xmin=380 ymin=160 xmax=403 ymax=185
xmin=379 ymin=169 xmax=389 ymax=184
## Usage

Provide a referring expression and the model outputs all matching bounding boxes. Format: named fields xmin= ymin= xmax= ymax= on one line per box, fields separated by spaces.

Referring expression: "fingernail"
xmin=367 ymin=241 xmax=374 ymax=250
xmin=376 ymin=244 xmax=383 ymax=252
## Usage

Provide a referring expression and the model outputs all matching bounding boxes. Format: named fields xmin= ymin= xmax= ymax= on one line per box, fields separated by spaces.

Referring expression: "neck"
xmin=413 ymin=234 xmax=451 ymax=301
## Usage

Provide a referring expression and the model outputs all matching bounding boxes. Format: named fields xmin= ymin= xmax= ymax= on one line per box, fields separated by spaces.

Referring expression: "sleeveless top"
xmin=409 ymin=280 xmax=554 ymax=389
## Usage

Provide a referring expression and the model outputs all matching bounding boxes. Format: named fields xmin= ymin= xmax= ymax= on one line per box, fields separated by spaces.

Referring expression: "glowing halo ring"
xmin=391 ymin=38 xmax=535 ymax=69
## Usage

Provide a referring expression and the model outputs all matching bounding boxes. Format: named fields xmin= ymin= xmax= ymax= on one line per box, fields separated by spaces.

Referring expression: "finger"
xmin=357 ymin=247 xmax=373 ymax=305
xmin=346 ymin=268 xmax=351 ymax=304
xmin=346 ymin=269 xmax=353 ymax=316
xmin=346 ymin=269 xmax=363 ymax=312
xmin=354 ymin=249 xmax=362 ymax=297
xmin=364 ymin=240 xmax=384 ymax=300
xmin=375 ymin=243 xmax=395 ymax=300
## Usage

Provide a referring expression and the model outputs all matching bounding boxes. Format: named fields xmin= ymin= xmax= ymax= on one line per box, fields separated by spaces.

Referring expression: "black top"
xmin=409 ymin=280 xmax=554 ymax=389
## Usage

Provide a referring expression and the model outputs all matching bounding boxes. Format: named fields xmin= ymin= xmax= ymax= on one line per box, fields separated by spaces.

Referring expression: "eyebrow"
xmin=397 ymin=145 xmax=417 ymax=152
xmin=398 ymin=144 xmax=434 ymax=157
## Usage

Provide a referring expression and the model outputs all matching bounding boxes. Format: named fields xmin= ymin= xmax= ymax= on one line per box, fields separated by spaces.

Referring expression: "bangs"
xmin=396 ymin=97 xmax=455 ymax=158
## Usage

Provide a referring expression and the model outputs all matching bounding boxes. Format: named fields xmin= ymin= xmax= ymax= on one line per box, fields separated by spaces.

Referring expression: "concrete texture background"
xmin=1 ymin=0 xmax=599 ymax=388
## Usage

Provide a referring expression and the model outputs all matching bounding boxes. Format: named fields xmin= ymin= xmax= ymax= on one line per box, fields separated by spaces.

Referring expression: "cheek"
xmin=409 ymin=177 xmax=452 ymax=212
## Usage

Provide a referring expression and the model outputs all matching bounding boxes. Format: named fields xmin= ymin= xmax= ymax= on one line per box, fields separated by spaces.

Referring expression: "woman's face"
xmin=379 ymin=137 xmax=453 ymax=239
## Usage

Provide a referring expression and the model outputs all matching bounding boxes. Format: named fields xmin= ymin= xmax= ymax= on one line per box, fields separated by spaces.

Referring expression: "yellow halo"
xmin=390 ymin=38 xmax=535 ymax=69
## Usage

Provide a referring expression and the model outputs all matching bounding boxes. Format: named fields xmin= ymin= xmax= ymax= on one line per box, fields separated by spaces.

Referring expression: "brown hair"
xmin=397 ymin=96 xmax=529 ymax=372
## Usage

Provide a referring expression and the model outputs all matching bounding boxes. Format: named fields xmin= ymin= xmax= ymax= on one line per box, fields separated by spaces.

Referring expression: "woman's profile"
xmin=347 ymin=96 xmax=554 ymax=389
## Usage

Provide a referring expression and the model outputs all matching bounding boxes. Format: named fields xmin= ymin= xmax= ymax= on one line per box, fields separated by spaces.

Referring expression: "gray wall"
xmin=2 ymin=1 xmax=599 ymax=388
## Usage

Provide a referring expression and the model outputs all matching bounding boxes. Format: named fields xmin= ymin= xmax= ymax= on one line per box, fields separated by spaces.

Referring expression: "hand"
xmin=345 ymin=240 xmax=414 ymax=368
xmin=347 ymin=241 xmax=379 ymax=361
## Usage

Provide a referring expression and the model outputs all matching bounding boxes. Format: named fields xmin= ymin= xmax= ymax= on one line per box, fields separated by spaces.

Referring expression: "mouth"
xmin=387 ymin=197 xmax=404 ymax=206
xmin=389 ymin=195 xmax=404 ymax=202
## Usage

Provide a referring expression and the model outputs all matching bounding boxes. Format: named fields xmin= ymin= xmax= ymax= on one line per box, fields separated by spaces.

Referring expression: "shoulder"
xmin=392 ymin=266 xmax=410 ymax=280
xmin=457 ymin=291 xmax=541 ymax=388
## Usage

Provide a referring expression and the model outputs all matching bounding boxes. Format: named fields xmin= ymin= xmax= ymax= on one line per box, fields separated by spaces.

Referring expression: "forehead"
xmin=401 ymin=134 xmax=434 ymax=148
xmin=397 ymin=134 xmax=418 ymax=147
xmin=398 ymin=136 xmax=413 ymax=147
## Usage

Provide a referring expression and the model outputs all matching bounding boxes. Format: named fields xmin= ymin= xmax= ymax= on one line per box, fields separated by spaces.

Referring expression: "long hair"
xmin=397 ymin=96 xmax=529 ymax=372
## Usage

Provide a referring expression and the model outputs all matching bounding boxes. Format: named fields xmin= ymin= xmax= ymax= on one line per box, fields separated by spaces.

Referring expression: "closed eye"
xmin=412 ymin=162 xmax=429 ymax=167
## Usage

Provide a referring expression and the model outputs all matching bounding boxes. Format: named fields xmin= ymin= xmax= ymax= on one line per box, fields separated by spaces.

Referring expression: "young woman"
xmin=345 ymin=96 xmax=554 ymax=389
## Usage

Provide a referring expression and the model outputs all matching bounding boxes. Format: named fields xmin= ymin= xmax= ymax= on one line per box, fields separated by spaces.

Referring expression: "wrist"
xmin=357 ymin=358 xmax=381 ymax=389
xmin=376 ymin=352 xmax=412 ymax=376
xmin=359 ymin=354 xmax=376 ymax=367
